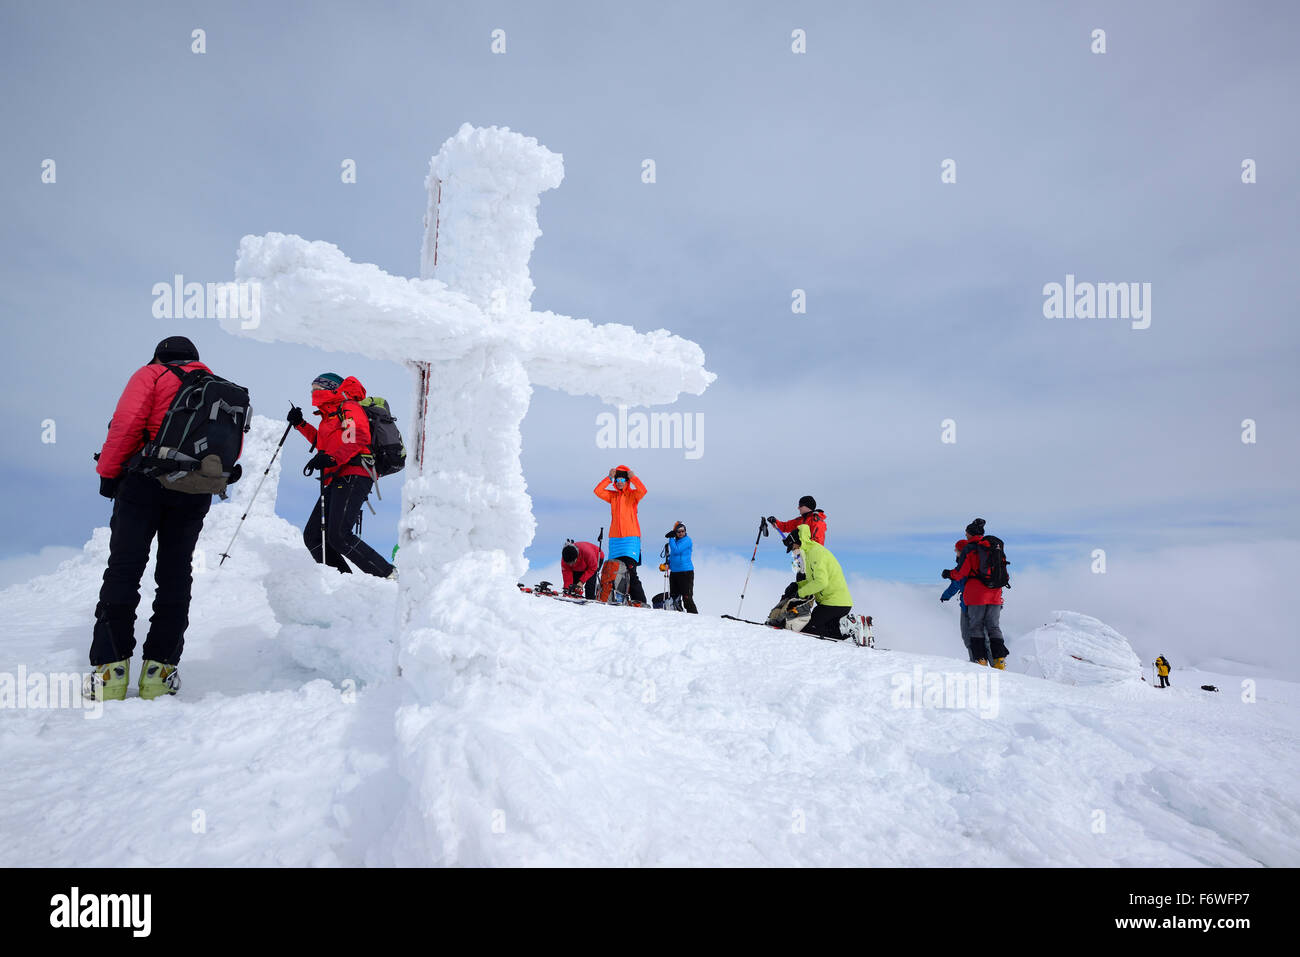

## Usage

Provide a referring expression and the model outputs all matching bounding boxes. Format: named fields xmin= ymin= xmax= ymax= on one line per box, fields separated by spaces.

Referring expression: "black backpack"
xmin=357 ymin=396 xmax=406 ymax=477
xmin=961 ymin=535 xmax=1011 ymax=589
xmin=129 ymin=363 xmax=250 ymax=496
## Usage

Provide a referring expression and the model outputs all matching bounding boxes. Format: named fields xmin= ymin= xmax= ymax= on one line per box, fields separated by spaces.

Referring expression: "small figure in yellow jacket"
xmin=1155 ymin=655 xmax=1171 ymax=688
xmin=779 ymin=524 xmax=865 ymax=642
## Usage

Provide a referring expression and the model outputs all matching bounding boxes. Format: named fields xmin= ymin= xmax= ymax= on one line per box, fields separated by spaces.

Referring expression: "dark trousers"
xmin=619 ymin=556 xmax=647 ymax=605
xmin=90 ymin=472 xmax=211 ymax=666
xmin=805 ymin=604 xmax=852 ymax=639
xmin=959 ymin=605 xmax=979 ymax=662
xmin=669 ymin=570 xmax=698 ymax=614
xmin=583 ymin=575 xmax=598 ymax=599
xmin=1158 ymin=674 xmax=1169 ymax=688
xmin=304 ymin=475 xmax=393 ymax=578
xmin=967 ymin=603 xmax=1009 ymax=660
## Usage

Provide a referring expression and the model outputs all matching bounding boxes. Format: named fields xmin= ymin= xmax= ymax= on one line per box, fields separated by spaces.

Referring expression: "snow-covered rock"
xmin=1010 ymin=611 xmax=1144 ymax=685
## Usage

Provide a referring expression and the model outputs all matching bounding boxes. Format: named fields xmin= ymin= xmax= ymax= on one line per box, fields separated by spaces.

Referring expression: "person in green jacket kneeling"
xmin=781 ymin=524 xmax=864 ymax=642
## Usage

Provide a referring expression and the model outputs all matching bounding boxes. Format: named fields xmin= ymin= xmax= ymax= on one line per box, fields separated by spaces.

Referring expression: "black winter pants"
xmin=967 ymin=603 xmax=1009 ymax=660
xmin=669 ymin=570 xmax=698 ymax=614
xmin=304 ymin=475 xmax=393 ymax=578
xmin=804 ymin=604 xmax=852 ymax=639
xmin=90 ymin=472 xmax=211 ymax=666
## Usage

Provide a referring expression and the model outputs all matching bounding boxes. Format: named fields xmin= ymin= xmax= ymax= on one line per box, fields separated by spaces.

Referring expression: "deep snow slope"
xmin=1 ymin=420 xmax=1296 ymax=866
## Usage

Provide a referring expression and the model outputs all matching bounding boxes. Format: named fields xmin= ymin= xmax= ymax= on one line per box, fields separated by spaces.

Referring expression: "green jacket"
xmin=793 ymin=524 xmax=853 ymax=607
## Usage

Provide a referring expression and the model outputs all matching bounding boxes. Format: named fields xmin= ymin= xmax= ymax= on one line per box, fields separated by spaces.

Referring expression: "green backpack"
xmin=357 ymin=396 xmax=406 ymax=477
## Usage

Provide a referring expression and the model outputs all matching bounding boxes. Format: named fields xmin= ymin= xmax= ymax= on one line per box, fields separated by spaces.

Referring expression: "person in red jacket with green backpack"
xmin=288 ymin=373 xmax=395 ymax=579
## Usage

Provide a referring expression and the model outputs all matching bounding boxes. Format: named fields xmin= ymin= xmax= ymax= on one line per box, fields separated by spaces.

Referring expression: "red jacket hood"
xmin=312 ymin=376 xmax=367 ymax=412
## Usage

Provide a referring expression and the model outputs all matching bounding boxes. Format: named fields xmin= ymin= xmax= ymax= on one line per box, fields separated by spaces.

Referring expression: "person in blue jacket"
xmin=663 ymin=521 xmax=698 ymax=613
xmin=940 ymin=539 xmax=977 ymax=661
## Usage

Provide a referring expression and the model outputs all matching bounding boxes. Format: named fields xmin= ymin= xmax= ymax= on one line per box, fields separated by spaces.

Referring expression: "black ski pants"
xmin=669 ymin=570 xmax=698 ymax=613
xmin=304 ymin=475 xmax=394 ymax=578
xmin=804 ymin=603 xmax=851 ymax=640
xmin=90 ymin=472 xmax=211 ymax=667
xmin=967 ymin=603 xmax=1009 ymax=660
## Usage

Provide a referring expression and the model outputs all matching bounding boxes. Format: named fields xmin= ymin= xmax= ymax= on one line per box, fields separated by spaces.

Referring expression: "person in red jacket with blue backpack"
xmin=87 ymin=337 xmax=241 ymax=701
xmin=288 ymin=373 xmax=395 ymax=579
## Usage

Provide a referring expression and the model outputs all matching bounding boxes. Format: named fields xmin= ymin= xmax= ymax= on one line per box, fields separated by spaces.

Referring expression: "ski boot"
xmin=841 ymin=613 xmax=874 ymax=647
xmin=138 ymin=660 xmax=181 ymax=700
xmin=976 ymin=658 xmax=988 ymax=667
xmin=82 ymin=659 xmax=130 ymax=701
xmin=991 ymin=657 xmax=1007 ymax=671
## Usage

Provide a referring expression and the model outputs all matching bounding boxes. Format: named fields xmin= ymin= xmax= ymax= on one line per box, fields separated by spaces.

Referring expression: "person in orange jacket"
xmin=593 ymin=464 xmax=648 ymax=604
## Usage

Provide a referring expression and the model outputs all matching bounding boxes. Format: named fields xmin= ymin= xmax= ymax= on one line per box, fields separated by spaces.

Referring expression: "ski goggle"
xmin=311 ymin=376 xmax=341 ymax=392
xmin=614 ymin=476 xmax=627 ymax=484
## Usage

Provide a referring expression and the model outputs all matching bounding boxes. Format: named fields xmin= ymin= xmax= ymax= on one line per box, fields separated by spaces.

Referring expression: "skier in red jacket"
xmin=87 ymin=337 xmax=239 ymax=701
xmin=288 ymin=373 xmax=395 ymax=579
xmin=768 ymin=495 xmax=827 ymax=545
xmin=942 ymin=518 xmax=1009 ymax=668
xmin=561 ymin=541 xmax=604 ymax=598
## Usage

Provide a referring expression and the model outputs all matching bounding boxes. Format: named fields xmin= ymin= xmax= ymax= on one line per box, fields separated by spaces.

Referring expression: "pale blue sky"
xmin=2 ymin=0 xmax=1296 ymax=587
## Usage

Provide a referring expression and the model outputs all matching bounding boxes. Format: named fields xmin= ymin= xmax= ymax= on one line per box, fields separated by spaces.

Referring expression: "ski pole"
xmin=661 ymin=542 xmax=670 ymax=611
xmin=737 ymin=516 xmax=769 ymax=616
xmin=218 ymin=414 xmax=295 ymax=567
xmin=320 ymin=470 xmax=327 ymax=573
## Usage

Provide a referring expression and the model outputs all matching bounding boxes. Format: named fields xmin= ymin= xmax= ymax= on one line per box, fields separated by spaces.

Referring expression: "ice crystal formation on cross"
xmin=223 ymin=123 xmax=714 ymax=685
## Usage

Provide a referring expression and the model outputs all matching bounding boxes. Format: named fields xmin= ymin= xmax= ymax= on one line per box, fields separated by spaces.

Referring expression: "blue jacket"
xmin=666 ymin=534 xmax=693 ymax=572
xmin=941 ymin=577 xmax=966 ymax=607
xmin=608 ymin=536 xmax=641 ymax=563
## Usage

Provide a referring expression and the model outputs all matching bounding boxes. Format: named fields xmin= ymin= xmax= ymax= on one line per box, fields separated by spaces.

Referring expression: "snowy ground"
xmin=2 ymin=422 xmax=1297 ymax=866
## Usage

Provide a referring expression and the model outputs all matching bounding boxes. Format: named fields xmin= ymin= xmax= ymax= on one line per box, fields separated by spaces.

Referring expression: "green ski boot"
xmin=138 ymin=660 xmax=181 ymax=700
xmin=83 ymin=659 xmax=130 ymax=701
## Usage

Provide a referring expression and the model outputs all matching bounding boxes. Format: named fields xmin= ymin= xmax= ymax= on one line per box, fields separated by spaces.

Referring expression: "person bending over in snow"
xmin=87 ymin=336 xmax=243 ymax=701
xmin=768 ymin=495 xmax=827 ymax=545
xmin=779 ymin=524 xmax=864 ymax=642
xmin=940 ymin=540 xmax=977 ymax=662
xmin=662 ymin=521 xmax=698 ymax=613
xmin=942 ymin=518 xmax=1009 ymax=668
xmin=1155 ymin=655 xmax=1171 ymax=688
xmin=593 ymin=465 xmax=648 ymax=605
xmin=561 ymin=539 xmax=604 ymax=599
xmin=288 ymin=373 xmax=396 ymax=580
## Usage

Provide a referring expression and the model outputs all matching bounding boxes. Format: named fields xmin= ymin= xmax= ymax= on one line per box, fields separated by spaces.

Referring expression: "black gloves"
xmin=99 ymin=476 xmax=120 ymax=499
xmin=665 ymin=530 xmax=676 ymax=539
xmin=941 ymin=569 xmax=952 ymax=580
xmin=940 ymin=595 xmax=950 ymax=602
xmin=781 ymin=581 xmax=799 ymax=601
xmin=287 ymin=406 xmax=305 ymax=427
xmin=303 ymin=452 xmax=336 ymax=476
xmin=227 ymin=464 xmax=243 ymax=485
xmin=766 ymin=515 xmax=778 ymax=525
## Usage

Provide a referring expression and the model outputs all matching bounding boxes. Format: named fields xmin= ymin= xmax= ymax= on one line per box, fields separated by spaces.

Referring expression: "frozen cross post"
xmin=223 ymin=124 xmax=713 ymax=685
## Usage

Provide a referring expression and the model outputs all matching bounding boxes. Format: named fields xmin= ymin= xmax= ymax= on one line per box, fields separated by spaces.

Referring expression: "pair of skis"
xmin=720 ymin=612 xmax=877 ymax=648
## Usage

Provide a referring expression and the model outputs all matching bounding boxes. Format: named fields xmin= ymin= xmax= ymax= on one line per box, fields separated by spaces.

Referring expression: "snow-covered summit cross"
xmin=222 ymin=124 xmax=713 ymax=683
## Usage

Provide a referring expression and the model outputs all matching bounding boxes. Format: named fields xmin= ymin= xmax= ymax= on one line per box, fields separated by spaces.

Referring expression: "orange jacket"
xmin=593 ymin=466 xmax=647 ymax=537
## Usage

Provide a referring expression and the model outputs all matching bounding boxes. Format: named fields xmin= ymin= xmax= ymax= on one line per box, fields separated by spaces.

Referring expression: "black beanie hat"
xmin=965 ymin=517 xmax=986 ymax=537
xmin=799 ymin=495 xmax=817 ymax=511
xmin=562 ymin=544 xmax=578 ymax=564
xmin=153 ymin=336 xmax=199 ymax=363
